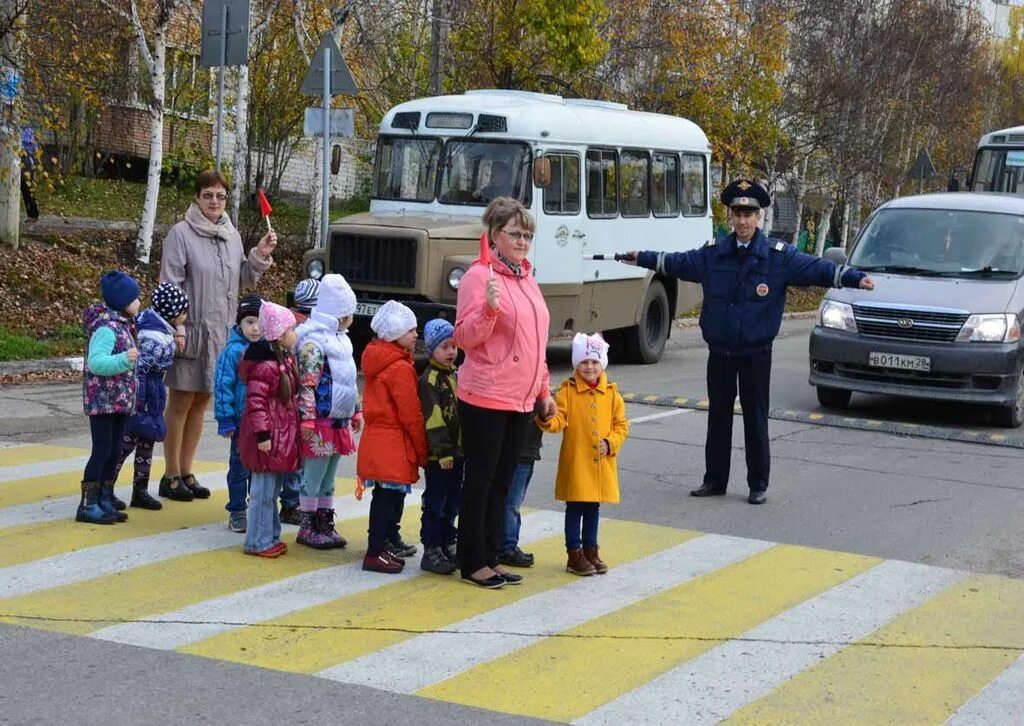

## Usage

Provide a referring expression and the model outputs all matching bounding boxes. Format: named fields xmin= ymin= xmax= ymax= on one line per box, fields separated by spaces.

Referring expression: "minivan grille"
xmin=852 ymin=304 xmax=968 ymax=343
xmin=330 ymin=233 xmax=417 ymax=288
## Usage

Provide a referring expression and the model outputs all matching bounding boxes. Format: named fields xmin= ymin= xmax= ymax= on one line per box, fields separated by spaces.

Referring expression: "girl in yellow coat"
xmin=538 ymin=333 xmax=629 ymax=575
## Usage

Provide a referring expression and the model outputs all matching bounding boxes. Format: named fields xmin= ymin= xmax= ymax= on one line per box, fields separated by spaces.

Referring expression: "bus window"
xmin=542 ymin=153 xmax=581 ymax=215
xmin=373 ymin=136 xmax=441 ymax=202
xmin=652 ymin=152 xmax=680 ymax=217
xmin=971 ymin=148 xmax=1024 ymax=196
xmin=682 ymin=153 xmax=707 ymax=216
xmin=621 ymin=150 xmax=650 ymax=217
xmin=586 ymin=148 xmax=618 ymax=218
xmin=438 ymin=140 xmax=532 ymax=206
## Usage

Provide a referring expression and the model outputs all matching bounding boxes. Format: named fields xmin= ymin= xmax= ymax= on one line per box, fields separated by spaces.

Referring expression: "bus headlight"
xmin=447 ymin=267 xmax=466 ymax=290
xmin=306 ymin=259 xmax=324 ymax=280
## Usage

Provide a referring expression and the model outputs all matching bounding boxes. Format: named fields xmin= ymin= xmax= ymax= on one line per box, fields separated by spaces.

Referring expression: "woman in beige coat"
xmin=157 ymin=169 xmax=276 ymax=501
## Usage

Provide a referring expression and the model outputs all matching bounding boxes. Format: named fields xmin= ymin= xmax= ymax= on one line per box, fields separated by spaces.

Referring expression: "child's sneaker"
xmin=421 ymin=546 xmax=457 ymax=575
xmin=268 ymin=541 xmax=288 ymax=555
xmin=279 ymin=505 xmax=302 ymax=526
xmin=386 ymin=537 xmax=417 ymax=558
xmin=362 ymin=551 xmax=404 ymax=573
xmin=228 ymin=511 xmax=247 ymax=533
xmin=442 ymin=541 xmax=458 ymax=562
xmin=583 ymin=546 xmax=608 ymax=574
xmin=244 ymin=546 xmax=281 ymax=559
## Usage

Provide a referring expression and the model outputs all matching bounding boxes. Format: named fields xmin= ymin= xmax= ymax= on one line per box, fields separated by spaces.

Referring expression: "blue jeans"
xmin=244 ymin=472 xmax=282 ymax=552
xmin=420 ymin=459 xmax=464 ymax=547
xmin=501 ymin=461 xmax=534 ymax=553
xmin=565 ymin=501 xmax=600 ymax=550
xmin=226 ymin=433 xmax=250 ymax=514
xmin=281 ymin=470 xmax=301 ymax=509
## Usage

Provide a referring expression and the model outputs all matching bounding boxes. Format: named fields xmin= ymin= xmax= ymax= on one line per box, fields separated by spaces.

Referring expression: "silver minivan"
xmin=809 ymin=192 xmax=1024 ymax=427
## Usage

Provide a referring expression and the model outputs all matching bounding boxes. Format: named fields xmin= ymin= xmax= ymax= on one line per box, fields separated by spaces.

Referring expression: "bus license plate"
xmin=355 ymin=301 xmax=381 ymax=317
xmin=868 ymin=352 xmax=930 ymax=372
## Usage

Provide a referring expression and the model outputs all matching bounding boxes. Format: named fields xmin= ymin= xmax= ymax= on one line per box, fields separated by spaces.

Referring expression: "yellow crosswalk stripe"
xmin=727 ymin=573 xmax=1024 ymax=725
xmin=0 ymin=515 xmax=369 ymax=636
xmin=418 ymin=544 xmax=877 ymax=722
xmin=0 ymin=459 xmax=223 ymax=510
xmin=0 ymin=445 xmax=89 ymax=466
xmin=179 ymin=519 xmax=698 ymax=673
xmin=0 ymin=493 xmax=232 ymax=569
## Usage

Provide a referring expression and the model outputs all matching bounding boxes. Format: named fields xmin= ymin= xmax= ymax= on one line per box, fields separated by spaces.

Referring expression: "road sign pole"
xmin=214 ymin=3 xmax=228 ymax=172
xmin=320 ymin=46 xmax=331 ymax=249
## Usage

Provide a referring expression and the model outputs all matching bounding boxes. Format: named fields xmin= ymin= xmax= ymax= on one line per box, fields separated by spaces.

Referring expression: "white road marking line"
xmin=0 ymin=456 xmax=90 ymax=483
xmin=946 ymin=653 xmax=1024 ymax=726
xmin=316 ymin=533 xmax=775 ymax=692
xmin=629 ymin=409 xmax=691 ymax=424
xmin=89 ymin=509 xmax=564 ymax=650
xmin=0 ymin=492 xmax=388 ymax=599
xmin=575 ymin=559 xmax=965 ymax=726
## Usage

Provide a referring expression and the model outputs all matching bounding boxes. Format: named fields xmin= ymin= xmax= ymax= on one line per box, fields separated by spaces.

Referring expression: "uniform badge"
xmin=756 ymin=283 xmax=769 ymax=297
xmin=737 ymin=180 xmax=751 ymax=191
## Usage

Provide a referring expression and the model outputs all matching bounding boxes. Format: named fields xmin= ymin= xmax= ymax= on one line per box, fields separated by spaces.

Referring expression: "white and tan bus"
xmin=969 ymin=124 xmax=1024 ymax=196
xmin=300 ymin=89 xmax=713 ymax=363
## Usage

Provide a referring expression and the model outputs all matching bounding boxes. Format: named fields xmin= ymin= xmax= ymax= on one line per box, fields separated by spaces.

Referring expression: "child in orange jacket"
xmin=356 ymin=300 xmax=428 ymax=574
xmin=538 ymin=333 xmax=629 ymax=576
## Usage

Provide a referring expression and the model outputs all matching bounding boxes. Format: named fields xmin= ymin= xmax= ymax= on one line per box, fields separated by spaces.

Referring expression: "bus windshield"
xmin=372 ymin=136 xmax=442 ymax=202
xmin=970 ymin=147 xmax=1024 ymax=196
xmin=438 ymin=140 xmax=532 ymax=206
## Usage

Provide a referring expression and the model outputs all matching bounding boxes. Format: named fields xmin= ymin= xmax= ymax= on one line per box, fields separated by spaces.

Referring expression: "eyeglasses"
xmin=200 ymin=192 xmax=227 ymax=201
xmin=502 ymin=229 xmax=534 ymax=242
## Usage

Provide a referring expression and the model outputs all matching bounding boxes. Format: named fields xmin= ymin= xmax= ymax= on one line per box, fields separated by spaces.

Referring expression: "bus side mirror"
xmin=331 ymin=145 xmax=342 ymax=175
xmin=533 ymin=156 xmax=552 ymax=188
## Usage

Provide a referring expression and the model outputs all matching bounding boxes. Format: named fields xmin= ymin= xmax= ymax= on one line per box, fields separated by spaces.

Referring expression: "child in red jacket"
xmin=239 ymin=301 xmax=300 ymax=558
xmin=357 ymin=300 xmax=428 ymax=574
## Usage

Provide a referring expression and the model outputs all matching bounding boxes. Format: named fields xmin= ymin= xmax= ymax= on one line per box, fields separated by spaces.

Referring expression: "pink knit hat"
xmin=258 ymin=301 xmax=296 ymax=342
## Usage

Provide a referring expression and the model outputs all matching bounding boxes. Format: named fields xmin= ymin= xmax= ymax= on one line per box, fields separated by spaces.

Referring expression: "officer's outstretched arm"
xmin=783 ymin=247 xmax=865 ymax=289
xmin=634 ymin=250 xmax=706 ymax=283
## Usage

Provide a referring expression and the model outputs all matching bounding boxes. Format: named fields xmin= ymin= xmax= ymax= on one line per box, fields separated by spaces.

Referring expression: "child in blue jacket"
xmin=215 ymin=294 xmax=263 ymax=533
xmin=111 ymin=282 xmax=189 ymax=511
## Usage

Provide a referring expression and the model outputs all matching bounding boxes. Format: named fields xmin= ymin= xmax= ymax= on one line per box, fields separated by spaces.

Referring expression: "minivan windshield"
xmin=850 ymin=208 xmax=1024 ymax=278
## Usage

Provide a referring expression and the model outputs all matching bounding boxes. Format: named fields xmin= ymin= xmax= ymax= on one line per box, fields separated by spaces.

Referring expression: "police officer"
xmin=622 ymin=179 xmax=874 ymax=504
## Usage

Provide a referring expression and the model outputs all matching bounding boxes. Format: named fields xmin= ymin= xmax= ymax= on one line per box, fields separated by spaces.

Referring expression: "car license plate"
xmin=355 ymin=301 xmax=381 ymax=317
xmin=868 ymin=352 xmax=930 ymax=372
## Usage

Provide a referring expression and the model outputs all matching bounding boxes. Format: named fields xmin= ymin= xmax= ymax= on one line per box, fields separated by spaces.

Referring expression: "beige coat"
xmin=159 ymin=204 xmax=272 ymax=392
xmin=538 ymin=372 xmax=629 ymax=503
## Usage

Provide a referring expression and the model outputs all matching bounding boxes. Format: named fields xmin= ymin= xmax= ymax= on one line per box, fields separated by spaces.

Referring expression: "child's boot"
xmin=99 ymin=481 xmax=128 ymax=522
xmin=421 ymin=545 xmax=457 ymax=575
xmin=130 ymin=479 xmax=162 ymax=510
xmin=110 ymin=488 xmax=127 ymax=511
xmin=583 ymin=546 xmax=608 ymax=574
xmin=296 ymin=510 xmax=333 ymax=550
xmin=362 ymin=551 xmax=404 ymax=573
xmin=566 ymin=548 xmax=596 ymax=576
xmin=76 ymin=481 xmax=117 ymax=524
xmin=316 ymin=508 xmax=347 ymax=549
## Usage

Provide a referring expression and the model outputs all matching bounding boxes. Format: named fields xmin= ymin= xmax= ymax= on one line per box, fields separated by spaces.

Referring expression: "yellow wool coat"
xmin=538 ymin=371 xmax=629 ymax=503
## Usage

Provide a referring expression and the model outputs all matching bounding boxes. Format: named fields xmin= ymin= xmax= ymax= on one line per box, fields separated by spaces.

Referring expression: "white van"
xmin=299 ymin=89 xmax=713 ymax=363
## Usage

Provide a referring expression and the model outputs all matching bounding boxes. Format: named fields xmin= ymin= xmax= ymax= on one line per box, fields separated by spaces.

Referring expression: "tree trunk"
xmin=136 ymin=17 xmax=168 ymax=263
xmin=814 ymin=198 xmax=835 ymax=257
xmin=848 ymin=171 xmax=863 ymax=244
xmin=0 ymin=0 xmax=22 ymax=248
xmin=307 ymin=137 xmax=324 ymax=247
xmin=838 ymin=196 xmax=851 ymax=250
xmin=230 ymin=63 xmax=250 ymax=222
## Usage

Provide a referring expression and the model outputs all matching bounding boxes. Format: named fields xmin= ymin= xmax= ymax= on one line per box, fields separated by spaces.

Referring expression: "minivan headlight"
xmin=447 ymin=266 xmax=466 ymax=290
xmin=819 ymin=299 xmax=857 ymax=332
xmin=306 ymin=259 xmax=324 ymax=280
xmin=956 ymin=313 xmax=1021 ymax=343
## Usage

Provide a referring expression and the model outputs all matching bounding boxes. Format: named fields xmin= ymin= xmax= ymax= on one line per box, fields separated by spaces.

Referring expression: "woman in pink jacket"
xmin=454 ymin=198 xmax=556 ymax=588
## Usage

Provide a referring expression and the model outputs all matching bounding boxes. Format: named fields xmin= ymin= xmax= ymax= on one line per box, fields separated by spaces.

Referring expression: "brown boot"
xmin=566 ymin=548 xmax=596 ymax=576
xmin=583 ymin=546 xmax=608 ymax=574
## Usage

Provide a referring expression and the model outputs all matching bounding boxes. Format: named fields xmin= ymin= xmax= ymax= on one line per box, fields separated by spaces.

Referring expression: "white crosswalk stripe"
xmin=0 ymin=456 xmax=89 ymax=483
xmin=946 ymin=653 xmax=1024 ymax=725
xmin=317 ymin=533 xmax=774 ymax=691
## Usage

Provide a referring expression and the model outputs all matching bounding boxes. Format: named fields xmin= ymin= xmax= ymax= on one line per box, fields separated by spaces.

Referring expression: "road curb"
xmin=0 ymin=357 xmax=84 ymax=375
xmin=620 ymin=391 xmax=1024 ymax=449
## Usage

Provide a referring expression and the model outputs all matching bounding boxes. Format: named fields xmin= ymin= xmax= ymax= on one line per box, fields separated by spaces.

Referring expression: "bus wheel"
xmin=624 ymin=279 xmax=669 ymax=364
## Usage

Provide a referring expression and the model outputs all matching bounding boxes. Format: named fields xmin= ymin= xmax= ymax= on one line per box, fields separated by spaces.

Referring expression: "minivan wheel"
xmin=623 ymin=280 xmax=670 ymax=364
xmin=993 ymin=373 xmax=1024 ymax=428
xmin=816 ymin=386 xmax=852 ymax=409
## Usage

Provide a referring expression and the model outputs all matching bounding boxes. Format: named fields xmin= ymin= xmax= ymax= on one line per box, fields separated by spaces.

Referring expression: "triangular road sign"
xmin=301 ymin=33 xmax=357 ymax=96
xmin=907 ymin=148 xmax=937 ymax=180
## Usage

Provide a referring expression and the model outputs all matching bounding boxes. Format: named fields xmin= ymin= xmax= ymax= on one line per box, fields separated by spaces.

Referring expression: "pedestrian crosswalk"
xmin=1 ymin=443 xmax=1023 ymax=723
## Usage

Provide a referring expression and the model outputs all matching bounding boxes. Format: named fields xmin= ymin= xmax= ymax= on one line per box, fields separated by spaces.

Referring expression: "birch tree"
xmin=99 ymin=0 xmax=197 ymax=263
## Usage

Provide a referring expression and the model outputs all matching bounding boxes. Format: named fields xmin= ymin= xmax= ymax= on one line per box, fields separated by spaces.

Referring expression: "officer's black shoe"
xmin=690 ymin=483 xmax=727 ymax=497
xmin=748 ymin=490 xmax=767 ymax=505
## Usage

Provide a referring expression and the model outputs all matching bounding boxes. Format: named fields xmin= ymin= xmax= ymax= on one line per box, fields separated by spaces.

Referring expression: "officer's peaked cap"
xmin=721 ymin=179 xmax=771 ymax=210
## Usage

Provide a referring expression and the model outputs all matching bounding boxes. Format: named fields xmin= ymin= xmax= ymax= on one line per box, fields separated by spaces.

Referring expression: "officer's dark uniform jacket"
xmin=637 ymin=229 xmax=866 ymax=356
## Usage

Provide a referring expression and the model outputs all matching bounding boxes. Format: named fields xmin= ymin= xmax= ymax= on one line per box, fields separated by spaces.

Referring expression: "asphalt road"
xmin=2 ymin=318 xmax=1023 ymax=724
